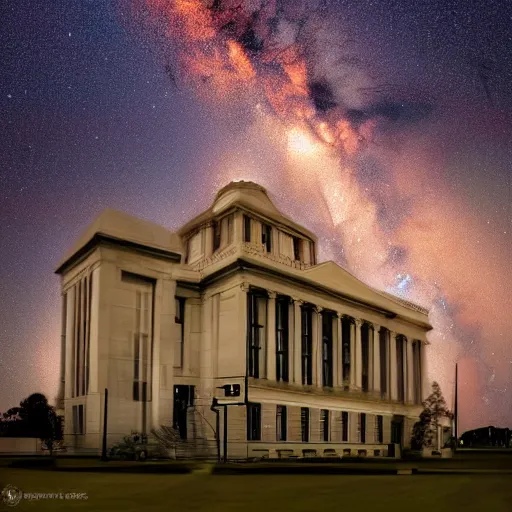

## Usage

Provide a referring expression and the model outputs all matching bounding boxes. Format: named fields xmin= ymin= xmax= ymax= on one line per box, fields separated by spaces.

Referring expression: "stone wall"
xmin=0 ymin=438 xmax=42 ymax=454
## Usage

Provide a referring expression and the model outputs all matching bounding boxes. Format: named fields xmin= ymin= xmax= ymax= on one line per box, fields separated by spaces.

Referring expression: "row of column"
xmin=263 ymin=293 xmax=424 ymax=404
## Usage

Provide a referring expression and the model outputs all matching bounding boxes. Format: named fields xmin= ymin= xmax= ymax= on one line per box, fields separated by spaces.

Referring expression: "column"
xmin=150 ymin=278 xmax=162 ymax=429
xmin=58 ymin=293 xmax=67 ymax=407
xmin=155 ymin=278 xmax=177 ymax=428
xmin=389 ymin=331 xmax=398 ymax=401
xmin=312 ymin=307 xmax=320 ymax=387
xmin=318 ymin=307 xmax=325 ymax=387
xmin=407 ymin=338 xmax=414 ymax=404
xmin=238 ymin=283 xmax=249 ymax=385
xmin=373 ymin=324 xmax=381 ymax=394
xmin=367 ymin=323 xmax=374 ymax=391
xmin=420 ymin=341 xmax=428 ymax=402
xmin=64 ymin=286 xmax=75 ymax=399
xmin=288 ymin=300 xmax=294 ymax=383
xmin=88 ymin=267 xmax=100 ymax=394
xmin=266 ymin=291 xmax=277 ymax=381
xmin=204 ymin=223 xmax=214 ymax=258
xmin=200 ymin=294 xmax=213 ymax=383
xmin=334 ymin=315 xmax=341 ymax=388
xmin=77 ymin=278 xmax=84 ymax=397
xmin=355 ymin=318 xmax=362 ymax=390
xmin=293 ymin=299 xmax=302 ymax=385
xmin=233 ymin=211 xmax=243 ymax=244
xmin=271 ymin=228 xmax=279 ymax=257
xmin=402 ymin=337 xmax=407 ymax=403
xmin=349 ymin=318 xmax=356 ymax=390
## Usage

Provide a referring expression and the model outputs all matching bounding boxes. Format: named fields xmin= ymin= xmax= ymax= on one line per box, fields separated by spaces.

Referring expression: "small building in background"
xmin=459 ymin=426 xmax=511 ymax=448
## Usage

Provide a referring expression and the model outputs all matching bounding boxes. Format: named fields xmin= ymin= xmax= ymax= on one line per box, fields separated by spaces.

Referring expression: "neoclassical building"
xmin=56 ymin=181 xmax=430 ymax=459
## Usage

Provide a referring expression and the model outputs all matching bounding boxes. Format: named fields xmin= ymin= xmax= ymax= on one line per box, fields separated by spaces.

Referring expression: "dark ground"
xmin=0 ymin=450 xmax=511 ymax=511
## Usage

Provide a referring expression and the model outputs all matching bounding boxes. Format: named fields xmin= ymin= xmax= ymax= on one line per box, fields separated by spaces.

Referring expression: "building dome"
xmin=212 ymin=181 xmax=278 ymax=217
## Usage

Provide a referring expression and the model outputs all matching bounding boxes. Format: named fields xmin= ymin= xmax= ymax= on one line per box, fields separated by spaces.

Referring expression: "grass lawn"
xmin=1 ymin=468 xmax=511 ymax=512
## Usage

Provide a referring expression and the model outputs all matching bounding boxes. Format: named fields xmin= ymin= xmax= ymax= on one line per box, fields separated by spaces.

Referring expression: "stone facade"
xmin=56 ymin=181 xmax=431 ymax=458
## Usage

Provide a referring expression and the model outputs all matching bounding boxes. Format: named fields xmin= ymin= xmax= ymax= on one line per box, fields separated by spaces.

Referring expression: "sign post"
xmin=214 ymin=379 xmax=244 ymax=463
xmin=223 ymin=406 xmax=228 ymax=463
xmin=100 ymin=388 xmax=109 ymax=461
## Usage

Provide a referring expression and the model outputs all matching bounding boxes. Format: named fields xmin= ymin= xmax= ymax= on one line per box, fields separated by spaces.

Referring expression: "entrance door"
xmin=391 ymin=416 xmax=404 ymax=448
xmin=173 ymin=385 xmax=194 ymax=440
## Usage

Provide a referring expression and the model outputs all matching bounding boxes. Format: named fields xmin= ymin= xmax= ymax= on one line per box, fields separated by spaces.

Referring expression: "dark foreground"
xmin=1 ymin=451 xmax=512 ymax=511
xmin=1 ymin=467 xmax=512 ymax=512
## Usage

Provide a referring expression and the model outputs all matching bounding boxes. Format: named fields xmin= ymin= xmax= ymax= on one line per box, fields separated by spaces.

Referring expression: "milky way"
xmin=131 ymin=0 xmax=512 ymax=430
xmin=0 ymin=0 xmax=510 ymax=433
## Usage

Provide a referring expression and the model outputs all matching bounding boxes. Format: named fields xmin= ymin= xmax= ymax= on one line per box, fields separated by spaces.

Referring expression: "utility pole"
xmin=454 ymin=363 xmax=458 ymax=451
xmin=100 ymin=388 xmax=109 ymax=461
xmin=210 ymin=398 xmax=221 ymax=463
xmin=223 ymin=406 xmax=228 ymax=463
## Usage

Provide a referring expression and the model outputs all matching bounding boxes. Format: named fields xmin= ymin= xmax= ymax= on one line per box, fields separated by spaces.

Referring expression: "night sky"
xmin=1 ymin=0 xmax=511 ymax=433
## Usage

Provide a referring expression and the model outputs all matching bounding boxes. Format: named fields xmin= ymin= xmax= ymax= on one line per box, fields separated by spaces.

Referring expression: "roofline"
xmin=199 ymin=257 xmax=433 ymax=331
xmin=178 ymin=202 xmax=317 ymax=241
xmin=55 ymin=233 xmax=182 ymax=275
xmin=312 ymin=261 xmax=429 ymax=316
xmin=177 ymin=181 xmax=318 ymax=241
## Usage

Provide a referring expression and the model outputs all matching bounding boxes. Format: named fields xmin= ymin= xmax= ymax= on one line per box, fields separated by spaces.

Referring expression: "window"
xmin=320 ymin=409 xmax=329 ymax=442
xmin=276 ymin=297 xmax=289 ymax=382
xmin=213 ymin=220 xmax=221 ymax=252
xmin=380 ymin=328 xmax=388 ymax=396
xmin=341 ymin=411 xmax=349 ymax=442
xmin=396 ymin=336 xmax=405 ymax=402
xmin=276 ymin=405 xmax=287 ymax=442
xmin=247 ymin=403 xmax=261 ymax=441
xmin=322 ymin=312 xmax=333 ymax=387
xmin=359 ymin=413 xmax=366 ymax=443
xmin=262 ymin=223 xmax=272 ymax=252
xmin=244 ymin=215 xmax=251 ymax=243
xmin=301 ymin=407 xmax=310 ymax=442
xmin=133 ymin=289 xmax=152 ymax=401
xmin=173 ymin=385 xmax=194 ymax=440
xmin=375 ymin=415 xmax=383 ymax=443
xmin=248 ymin=292 xmax=267 ymax=378
xmin=121 ymin=273 xmax=154 ymax=403
xmin=301 ymin=306 xmax=313 ymax=385
xmin=133 ymin=333 xmax=149 ymax=401
xmin=72 ymin=404 xmax=84 ymax=435
xmin=174 ymin=297 xmax=186 ymax=368
xmin=361 ymin=323 xmax=370 ymax=392
xmin=341 ymin=317 xmax=351 ymax=389
xmin=293 ymin=237 xmax=301 ymax=260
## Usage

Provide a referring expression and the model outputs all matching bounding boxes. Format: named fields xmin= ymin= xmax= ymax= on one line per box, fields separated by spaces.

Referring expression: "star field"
xmin=0 ymin=0 xmax=511 ymax=433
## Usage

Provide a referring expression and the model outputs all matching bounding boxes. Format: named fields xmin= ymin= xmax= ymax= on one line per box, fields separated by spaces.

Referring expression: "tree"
xmin=0 ymin=393 xmax=62 ymax=454
xmin=410 ymin=382 xmax=453 ymax=450
xmin=410 ymin=408 xmax=432 ymax=450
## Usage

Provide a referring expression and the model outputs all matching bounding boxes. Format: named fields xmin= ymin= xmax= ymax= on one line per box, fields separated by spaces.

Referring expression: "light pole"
xmin=100 ymin=388 xmax=109 ymax=461
xmin=454 ymin=363 xmax=458 ymax=451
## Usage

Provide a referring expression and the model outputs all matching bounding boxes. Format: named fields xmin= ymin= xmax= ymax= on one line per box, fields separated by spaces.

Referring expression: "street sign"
xmin=218 ymin=384 xmax=241 ymax=397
